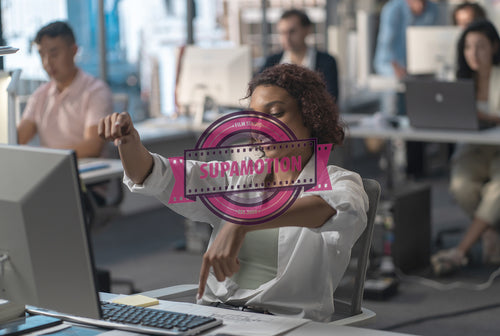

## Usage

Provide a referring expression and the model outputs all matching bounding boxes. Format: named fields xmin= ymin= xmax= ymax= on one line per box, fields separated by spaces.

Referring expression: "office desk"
xmin=78 ymin=158 xmax=124 ymax=185
xmin=344 ymin=114 xmax=500 ymax=145
xmin=343 ymin=114 xmax=500 ymax=189
xmin=99 ymin=293 xmax=413 ymax=336
xmin=134 ymin=118 xmax=201 ymax=157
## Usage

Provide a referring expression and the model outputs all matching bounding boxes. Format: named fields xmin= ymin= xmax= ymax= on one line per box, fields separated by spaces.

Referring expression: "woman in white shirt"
xmin=432 ymin=20 xmax=500 ymax=276
xmin=98 ymin=64 xmax=368 ymax=321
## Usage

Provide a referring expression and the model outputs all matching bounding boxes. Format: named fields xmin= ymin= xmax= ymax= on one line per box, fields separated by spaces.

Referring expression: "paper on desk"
xmin=156 ymin=301 xmax=309 ymax=336
xmin=111 ymin=295 xmax=159 ymax=308
xmin=0 ymin=300 xmax=25 ymax=324
xmin=78 ymin=161 xmax=111 ymax=173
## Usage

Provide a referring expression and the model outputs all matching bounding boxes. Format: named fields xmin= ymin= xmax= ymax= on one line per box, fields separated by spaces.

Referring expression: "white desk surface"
xmin=135 ymin=114 xmax=500 ymax=147
xmin=99 ymin=293 xmax=413 ymax=336
xmin=343 ymin=114 xmax=500 ymax=145
xmin=135 ymin=117 xmax=211 ymax=144
xmin=78 ymin=158 xmax=124 ymax=185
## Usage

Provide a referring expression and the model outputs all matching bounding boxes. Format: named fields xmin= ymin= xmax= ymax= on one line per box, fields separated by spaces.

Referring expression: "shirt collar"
xmin=47 ymin=68 xmax=82 ymax=97
xmin=280 ymin=47 xmax=316 ymax=70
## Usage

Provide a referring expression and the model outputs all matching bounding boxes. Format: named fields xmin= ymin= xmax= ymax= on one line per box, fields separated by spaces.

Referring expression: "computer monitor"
xmin=0 ymin=69 xmax=21 ymax=145
xmin=0 ymin=145 xmax=101 ymax=319
xmin=176 ymin=45 xmax=252 ymax=124
xmin=406 ymin=26 xmax=462 ymax=77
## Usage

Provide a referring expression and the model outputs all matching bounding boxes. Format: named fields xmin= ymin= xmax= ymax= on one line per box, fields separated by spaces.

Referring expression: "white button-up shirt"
xmin=280 ymin=47 xmax=317 ymax=70
xmin=124 ymin=153 xmax=368 ymax=322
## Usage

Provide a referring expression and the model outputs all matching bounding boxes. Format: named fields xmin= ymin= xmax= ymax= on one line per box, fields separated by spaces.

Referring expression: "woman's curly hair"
xmin=246 ymin=63 xmax=344 ymax=147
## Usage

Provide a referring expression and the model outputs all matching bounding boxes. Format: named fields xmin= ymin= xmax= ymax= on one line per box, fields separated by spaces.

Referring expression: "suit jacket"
xmin=260 ymin=50 xmax=339 ymax=100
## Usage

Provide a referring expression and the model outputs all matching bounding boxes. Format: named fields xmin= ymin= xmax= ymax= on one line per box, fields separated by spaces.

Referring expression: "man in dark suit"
xmin=260 ymin=9 xmax=339 ymax=101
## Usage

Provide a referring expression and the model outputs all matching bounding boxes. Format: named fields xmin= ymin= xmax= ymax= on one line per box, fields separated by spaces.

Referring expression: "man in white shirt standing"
xmin=17 ymin=21 xmax=113 ymax=158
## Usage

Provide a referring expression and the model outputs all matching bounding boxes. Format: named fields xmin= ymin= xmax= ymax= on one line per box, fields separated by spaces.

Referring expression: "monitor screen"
xmin=406 ymin=26 xmax=462 ymax=77
xmin=176 ymin=45 xmax=252 ymax=115
xmin=0 ymin=145 xmax=101 ymax=319
xmin=0 ymin=69 xmax=21 ymax=145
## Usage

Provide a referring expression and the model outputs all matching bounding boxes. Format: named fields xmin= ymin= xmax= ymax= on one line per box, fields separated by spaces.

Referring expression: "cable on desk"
xmin=394 ymin=265 xmax=500 ymax=291
xmin=382 ymin=301 xmax=500 ymax=331
xmin=375 ymin=266 xmax=500 ymax=330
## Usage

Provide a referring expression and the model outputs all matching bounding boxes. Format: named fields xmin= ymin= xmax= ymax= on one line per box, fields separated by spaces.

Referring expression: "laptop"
xmin=404 ymin=78 xmax=496 ymax=131
xmin=0 ymin=145 xmax=222 ymax=336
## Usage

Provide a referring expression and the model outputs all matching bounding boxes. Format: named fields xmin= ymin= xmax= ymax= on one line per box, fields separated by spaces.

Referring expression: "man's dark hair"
xmin=280 ymin=9 xmax=312 ymax=27
xmin=452 ymin=1 xmax=487 ymax=26
xmin=34 ymin=21 xmax=76 ymax=45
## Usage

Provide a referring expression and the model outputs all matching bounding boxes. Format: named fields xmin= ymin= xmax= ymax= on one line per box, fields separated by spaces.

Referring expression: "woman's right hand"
xmin=99 ymin=112 xmax=153 ymax=184
xmin=98 ymin=112 xmax=137 ymax=146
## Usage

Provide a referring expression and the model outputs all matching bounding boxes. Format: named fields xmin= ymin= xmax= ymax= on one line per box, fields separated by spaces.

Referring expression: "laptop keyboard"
xmin=100 ymin=301 xmax=222 ymax=335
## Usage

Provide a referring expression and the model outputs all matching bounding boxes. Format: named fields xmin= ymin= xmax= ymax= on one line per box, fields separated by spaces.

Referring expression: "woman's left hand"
xmin=197 ymin=221 xmax=248 ymax=299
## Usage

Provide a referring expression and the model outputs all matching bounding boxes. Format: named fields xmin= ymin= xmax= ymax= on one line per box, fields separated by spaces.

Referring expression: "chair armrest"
xmin=138 ymin=284 xmax=198 ymax=300
xmin=328 ymin=307 xmax=376 ymax=327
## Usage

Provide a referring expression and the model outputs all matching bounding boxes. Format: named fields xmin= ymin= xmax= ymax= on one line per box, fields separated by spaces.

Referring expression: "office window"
xmin=1 ymin=0 xmax=227 ymax=120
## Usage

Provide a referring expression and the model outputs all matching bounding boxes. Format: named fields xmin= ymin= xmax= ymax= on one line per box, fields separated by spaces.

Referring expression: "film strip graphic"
xmin=184 ymin=139 xmax=317 ymax=198
xmin=167 ymin=110 xmax=333 ymax=224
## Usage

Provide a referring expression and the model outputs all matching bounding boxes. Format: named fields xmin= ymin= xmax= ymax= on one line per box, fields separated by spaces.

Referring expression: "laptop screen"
xmin=404 ymin=79 xmax=483 ymax=131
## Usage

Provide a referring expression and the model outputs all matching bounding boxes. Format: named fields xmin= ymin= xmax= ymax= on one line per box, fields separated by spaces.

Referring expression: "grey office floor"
xmin=90 ymin=143 xmax=500 ymax=336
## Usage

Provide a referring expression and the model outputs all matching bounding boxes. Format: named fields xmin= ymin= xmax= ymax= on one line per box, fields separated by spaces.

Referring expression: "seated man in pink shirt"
xmin=17 ymin=21 xmax=113 ymax=158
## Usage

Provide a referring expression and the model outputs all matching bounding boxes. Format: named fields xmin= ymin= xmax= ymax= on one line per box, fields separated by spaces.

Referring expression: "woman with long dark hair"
xmin=432 ymin=20 xmax=500 ymax=275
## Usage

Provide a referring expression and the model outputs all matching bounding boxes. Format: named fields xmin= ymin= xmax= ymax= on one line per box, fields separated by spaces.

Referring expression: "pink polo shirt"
xmin=22 ymin=69 xmax=113 ymax=150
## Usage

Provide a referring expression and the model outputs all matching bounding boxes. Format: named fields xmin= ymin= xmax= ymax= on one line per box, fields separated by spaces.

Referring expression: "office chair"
xmin=85 ymin=175 xmax=142 ymax=294
xmin=138 ymin=178 xmax=380 ymax=326
xmin=86 ymin=93 xmax=139 ymax=293
xmin=83 ymin=179 xmax=138 ymax=294
xmin=84 ymin=177 xmax=124 ymax=232
xmin=85 ymin=93 xmax=130 ymax=231
xmin=329 ymin=178 xmax=380 ymax=326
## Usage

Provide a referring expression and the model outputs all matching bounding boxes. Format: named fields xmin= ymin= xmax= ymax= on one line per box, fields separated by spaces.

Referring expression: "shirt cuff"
xmin=123 ymin=153 xmax=173 ymax=196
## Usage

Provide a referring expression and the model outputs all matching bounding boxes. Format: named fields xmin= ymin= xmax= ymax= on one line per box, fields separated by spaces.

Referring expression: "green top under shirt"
xmin=231 ymin=228 xmax=279 ymax=290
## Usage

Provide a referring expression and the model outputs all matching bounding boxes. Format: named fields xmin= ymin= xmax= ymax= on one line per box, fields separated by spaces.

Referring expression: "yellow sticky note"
xmin=111 ymin=295 xmax=159 ymax=308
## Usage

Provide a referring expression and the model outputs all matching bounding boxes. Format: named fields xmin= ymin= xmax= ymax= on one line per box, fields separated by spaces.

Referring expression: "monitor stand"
xmin=189 ymin=91 xmax=219 ymax=127
xmin=192 ymin=101 xmax=205 ymax=126
xmin=0 ymin=254 xmax=26 ymax=323
xmin=7 ymin=69 xmax=21 ymax=145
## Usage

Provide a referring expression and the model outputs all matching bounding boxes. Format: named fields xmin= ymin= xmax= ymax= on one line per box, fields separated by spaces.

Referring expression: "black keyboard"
xmin=100 ymin=301 xmax=222 ymax=335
